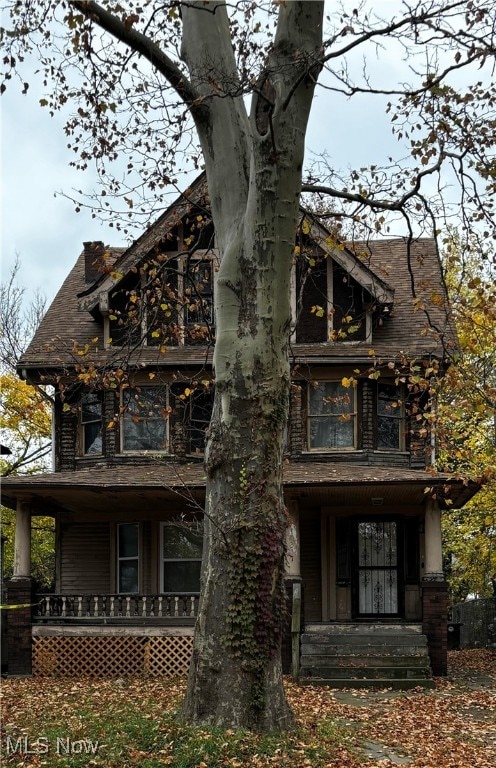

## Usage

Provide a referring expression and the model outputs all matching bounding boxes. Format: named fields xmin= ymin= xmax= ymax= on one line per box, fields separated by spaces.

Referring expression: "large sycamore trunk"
xmin=180 ymin=0 xmax=324 ymax=730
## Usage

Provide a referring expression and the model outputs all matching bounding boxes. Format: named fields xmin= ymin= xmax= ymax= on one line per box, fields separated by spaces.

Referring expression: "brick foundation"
xmin=6 ymin=578 xmax=33 ymax=676
xmin=422 ymin=578 xmax=448 ymax=676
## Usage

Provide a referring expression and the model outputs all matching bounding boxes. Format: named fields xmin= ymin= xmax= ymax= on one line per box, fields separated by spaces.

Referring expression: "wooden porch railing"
xmin=33 ymin=593 xmax=199 ymax=621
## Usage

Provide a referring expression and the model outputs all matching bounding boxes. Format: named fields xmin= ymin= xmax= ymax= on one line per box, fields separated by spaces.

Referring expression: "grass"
xmin=1 ymin=652 xmax=494 ymax=768
xmin=0 ymin=677 xmax=350 ymax=768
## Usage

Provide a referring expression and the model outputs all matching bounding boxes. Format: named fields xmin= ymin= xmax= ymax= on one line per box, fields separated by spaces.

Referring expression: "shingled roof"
xmin=18 ymin=175 xmax=454 ymax=376
xmin=1 ymin=461 xmax=477 ymax=513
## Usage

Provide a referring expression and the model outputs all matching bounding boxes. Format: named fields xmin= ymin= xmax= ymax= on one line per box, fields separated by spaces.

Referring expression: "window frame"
xmin=116 ymin=522 xmax=140 ymax=594
xmin=306 ymin=380 xmax=358 ymax=451
xmin=80 ymin=391 xmax=103 ymax=456
xmin=120 ymin=385 xmax=170 ymax=454
xmin=106 ymin=249 xmax=218 ymax=349
xmin=376 ymin=382 xmax=405 ymax=451
xmin=160 ymin=521 xmax=203 ymax=595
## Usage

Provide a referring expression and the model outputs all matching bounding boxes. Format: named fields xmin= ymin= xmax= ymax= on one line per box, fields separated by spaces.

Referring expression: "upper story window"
xmin=80 ymin=392 xmax=102 ymax=455
xmin=377 ymin=383 xmax=404 ymax=450
xmin=117 ymin=523 xmax=139 ymax=593
xmin=184 ymin=260 xmax=214 ymax=344
xmin=307 ymin=381 xmax=357 ymax=450
xmin=295 ymin=254 xmax=369 ymax=343
xmin=161 ymin=522 xmax=203 ymax=593
xmin=121 ymin=386 xmax=169 ymax=453
xmin=108 ymin=252 xmax=216 ymax=348
xmin=188 ymin=389 xmax=214 ymax=454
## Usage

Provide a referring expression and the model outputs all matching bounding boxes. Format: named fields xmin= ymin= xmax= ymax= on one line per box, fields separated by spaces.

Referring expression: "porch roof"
xmin=1 ymin=462 xmax=478 ymax=514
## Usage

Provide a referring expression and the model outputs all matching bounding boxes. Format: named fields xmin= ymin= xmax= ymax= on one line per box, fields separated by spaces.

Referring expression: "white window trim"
xmin=307 ymin=380 xmax=358 ymax=452
xmin=117 ymin=522 xmax=140 ymax=594
xmin=160 ymin=521 xmax=203 ymax=594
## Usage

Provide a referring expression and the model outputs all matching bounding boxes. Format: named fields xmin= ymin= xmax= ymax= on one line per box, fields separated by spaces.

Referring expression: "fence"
xmin=451 ymin=598 xmax=496 ymax=648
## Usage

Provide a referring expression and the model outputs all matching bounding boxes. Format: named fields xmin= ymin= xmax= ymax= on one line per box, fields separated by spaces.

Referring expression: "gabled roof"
xmin=77 ymin=174 xmax=209 ymax=313
xmin=18 ymin=175 xmax=455 ymax=374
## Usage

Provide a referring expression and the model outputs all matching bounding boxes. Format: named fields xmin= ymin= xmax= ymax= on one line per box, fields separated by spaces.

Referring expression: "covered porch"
xmin=2 ymin=463 xmax=478 ymax=680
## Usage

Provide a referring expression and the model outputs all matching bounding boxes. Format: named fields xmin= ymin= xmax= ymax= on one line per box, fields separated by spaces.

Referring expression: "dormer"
xmin=77 ymin=175 xmax=219 ymax=349
xmin=293 ymin=219 xmax=394 ymax=344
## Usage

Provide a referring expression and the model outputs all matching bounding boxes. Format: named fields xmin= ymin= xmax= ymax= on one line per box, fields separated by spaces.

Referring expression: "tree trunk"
xmin=180 ymin=1 xmax=324 ymax=730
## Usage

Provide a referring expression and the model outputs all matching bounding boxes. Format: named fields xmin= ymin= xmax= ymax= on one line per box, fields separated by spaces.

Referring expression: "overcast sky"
xmin=0 ymin=2 xmax=457 ymax=309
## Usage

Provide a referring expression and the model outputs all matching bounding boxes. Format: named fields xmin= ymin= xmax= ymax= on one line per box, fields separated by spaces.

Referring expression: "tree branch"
xmin=69 ymin=1 xmax=201 ymax=110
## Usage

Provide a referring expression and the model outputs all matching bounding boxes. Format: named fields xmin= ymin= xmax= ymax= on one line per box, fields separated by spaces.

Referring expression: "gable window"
xmin=161 ymin=522 xmax=203 ymax=593
xmin=117 ymin=523 xmax=139 ymax=593
xmin=377 ymin=383 xmax=404 ymax=450
xmin=121 ymin=386 xmax=169 ymax=452
xmin=296 ymin=255 xmax=369 ymax=343
xmin=80 ymin=392 xmax=102 ymax=455
xmin=308 ymin=381 xmax=356 ymax=450
xmin=108 ymin=252 xmax=216 ymax=348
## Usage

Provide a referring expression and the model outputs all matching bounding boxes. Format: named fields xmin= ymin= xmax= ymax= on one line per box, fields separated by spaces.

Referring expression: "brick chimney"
xmin=83 ymin=241 xmax=106 ymax=284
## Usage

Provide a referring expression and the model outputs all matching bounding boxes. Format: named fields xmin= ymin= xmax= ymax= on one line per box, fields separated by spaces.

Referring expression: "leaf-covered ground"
xmin=0 ymin=649 xmax=494 ymax=768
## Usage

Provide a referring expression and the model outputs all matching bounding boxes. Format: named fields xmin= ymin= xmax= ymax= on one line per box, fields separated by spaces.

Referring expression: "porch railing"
xmin=33 ymin=593 xmax=199 ymax=621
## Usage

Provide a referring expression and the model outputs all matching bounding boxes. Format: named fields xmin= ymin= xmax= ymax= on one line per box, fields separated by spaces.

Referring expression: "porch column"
xmin=424 ymin=499 xmax=443 ymax=579
xmin=422 ymin=499 xmax=448 ymax=676
xmin=7 ymin=499 xmax=33 ymax=676
xmin=282 ymin=500 xmax=302 ymax=675
xmin=284 ymin=502 xmax=301 ymax=578
xmin=13 ymin=500 xmax=31 ymax=579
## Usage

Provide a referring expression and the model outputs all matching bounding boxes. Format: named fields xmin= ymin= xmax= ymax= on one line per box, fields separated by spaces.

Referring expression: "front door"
xmin=354 ymin=520 xmax=402 ymax=617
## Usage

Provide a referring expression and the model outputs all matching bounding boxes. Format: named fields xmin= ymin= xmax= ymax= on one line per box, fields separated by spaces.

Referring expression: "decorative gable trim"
xmin=306 ymin=218 xmax=395 ymax=307
xmin=77 ymin=174 xmax=209 ymax=313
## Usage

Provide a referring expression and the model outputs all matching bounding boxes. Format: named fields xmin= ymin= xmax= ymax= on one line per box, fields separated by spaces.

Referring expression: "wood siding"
xmin=60 ymin=523 xmax=111 ymax=593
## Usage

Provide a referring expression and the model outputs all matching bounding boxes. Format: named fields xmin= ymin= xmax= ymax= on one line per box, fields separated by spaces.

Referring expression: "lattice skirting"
xmin=32 ymin=634 xmax=193 ymax=678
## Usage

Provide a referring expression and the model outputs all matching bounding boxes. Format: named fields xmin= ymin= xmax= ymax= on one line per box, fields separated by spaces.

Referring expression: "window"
xmin=308 ymin=381 xmax=356 ymax=449
xmin=161 ymin=523 xmax=203 ymax=593
xmin=189 ymin=389 xmax=214 ymax=454
xmin=377 ymin=383 xmax=404 ymax=450
xmin=117 ymin=523 xmax=139 ymax=593
xmin=121 ymin=386 xmax=169 ymax=452
xmin=295 ymin=255 xmax=368 ymax=343
xmin=184 ymin=260 xmax=214 ymax=327
xmin=108 ymin=253 xmax=215 ymax=348
xmin=80 ymin=392 xmax=102 ymax=454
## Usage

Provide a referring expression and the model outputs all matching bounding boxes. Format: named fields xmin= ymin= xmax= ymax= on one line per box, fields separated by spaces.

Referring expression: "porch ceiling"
xmin=1 ymin=462 xmax=478 ymax=515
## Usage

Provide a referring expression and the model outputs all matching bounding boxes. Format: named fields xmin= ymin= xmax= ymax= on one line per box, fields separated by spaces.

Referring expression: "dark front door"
xmin=354 ymin=520 xmax=402 ymax=617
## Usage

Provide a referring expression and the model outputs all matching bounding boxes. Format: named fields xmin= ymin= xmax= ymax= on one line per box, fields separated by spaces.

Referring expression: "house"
xmin=2 ymin=174 xmax=479 ymax=685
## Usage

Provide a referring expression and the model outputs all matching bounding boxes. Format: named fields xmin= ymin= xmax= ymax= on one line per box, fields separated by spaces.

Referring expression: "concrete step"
xmin=301 ymin=644 xmax=428 ymax=656
xmin=301 ymin=633 xmax=428 ymax=646
xmin=300 ymin=654 xmax=430 ymax=668
xmin=299 ymin=677 xmax=436 ymax=690
xmin=299 ymin=624 xmax=433 ymax=689
xmin=305 ymin=623 xmax=423 ymax=634
xmin=300 ymin=665 xmax=431 ymax=680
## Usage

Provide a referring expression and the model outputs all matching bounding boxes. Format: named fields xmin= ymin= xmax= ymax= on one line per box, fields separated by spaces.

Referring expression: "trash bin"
xmin=447 ymin=621 xmax=463 ymax=650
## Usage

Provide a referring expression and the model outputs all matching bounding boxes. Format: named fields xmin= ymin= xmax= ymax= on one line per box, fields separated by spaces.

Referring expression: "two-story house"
xmin=3 ymin=174 xmax=478 ymax=686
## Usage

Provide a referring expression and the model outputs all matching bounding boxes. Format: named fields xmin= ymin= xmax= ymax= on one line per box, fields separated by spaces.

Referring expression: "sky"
xmin=0 ymin=1 xmax=477 ymax=310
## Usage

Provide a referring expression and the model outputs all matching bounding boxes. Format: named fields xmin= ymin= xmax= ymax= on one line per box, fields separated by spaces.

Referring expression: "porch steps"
xmin=299 ymin=624 xmax=434 ymax=689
